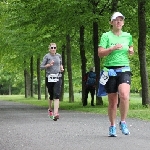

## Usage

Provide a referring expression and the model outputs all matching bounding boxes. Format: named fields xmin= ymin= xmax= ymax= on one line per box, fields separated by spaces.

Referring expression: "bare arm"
xmin=98 ymin=47 xmax=113 ymax=58
xmin=40 ymin=55 xmax=54 ymax=70
xmin=98 ymin=44 xmax=123 ymax=58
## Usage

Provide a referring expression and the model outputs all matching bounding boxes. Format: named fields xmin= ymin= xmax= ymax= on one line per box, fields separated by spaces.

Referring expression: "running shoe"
xmin=53 ymin=114 xmax=59 ymax=121
xmin=109 ymin=126 xmax=117 ymax=137
xmin=48 ymin=109 xmax=53 ymax=119
xmin=119 ymin=121 xmax=130 ymax=135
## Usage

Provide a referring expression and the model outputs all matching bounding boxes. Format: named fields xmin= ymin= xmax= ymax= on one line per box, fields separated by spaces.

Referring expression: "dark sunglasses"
xmin=51 ymin=47 xmax=56 ymax=49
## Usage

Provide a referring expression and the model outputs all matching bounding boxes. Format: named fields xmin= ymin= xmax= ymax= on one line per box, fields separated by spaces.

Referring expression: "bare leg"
xmin=54 ymin=99 xmax=59 ymax=115
xmin=48 ymin=99 xmax=53 ymax=111
xmin=118 ymin=83 xmax=130 ymax=121
xmin=108 ymin=93 xmax=118 ymax=126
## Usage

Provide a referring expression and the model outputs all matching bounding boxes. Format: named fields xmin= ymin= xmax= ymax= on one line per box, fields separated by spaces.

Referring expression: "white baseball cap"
xmin=111 ymin=12 xmax=125 ymax=21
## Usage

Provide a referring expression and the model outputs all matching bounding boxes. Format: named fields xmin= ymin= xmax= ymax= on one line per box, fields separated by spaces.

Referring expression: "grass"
xmin=0 ymin=93 xmax=150 ymax=121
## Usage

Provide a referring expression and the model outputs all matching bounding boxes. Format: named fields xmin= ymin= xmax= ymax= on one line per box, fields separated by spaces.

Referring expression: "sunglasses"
xmin=50 ymin=47 xmax=56 ymax=49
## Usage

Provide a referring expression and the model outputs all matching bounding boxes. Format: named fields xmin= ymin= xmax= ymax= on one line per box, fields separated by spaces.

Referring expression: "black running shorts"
xmin=104 ymin=72 xmax=132 ymax=93
xmin=46 ymin=77 xmax=62 ymax=100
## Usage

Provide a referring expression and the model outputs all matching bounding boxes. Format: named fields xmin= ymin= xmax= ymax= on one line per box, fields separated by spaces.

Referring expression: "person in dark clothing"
xmin=83 ymin=67 xmax=96 ymax=106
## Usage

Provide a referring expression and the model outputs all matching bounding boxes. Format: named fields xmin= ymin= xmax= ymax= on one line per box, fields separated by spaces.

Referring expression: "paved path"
xmin=0 ymin=100 xmax=150 ymax=150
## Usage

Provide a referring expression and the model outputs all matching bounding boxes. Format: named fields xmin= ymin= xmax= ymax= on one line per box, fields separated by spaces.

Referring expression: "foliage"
xmin=0 ymin=0 xmax=150 ymax=96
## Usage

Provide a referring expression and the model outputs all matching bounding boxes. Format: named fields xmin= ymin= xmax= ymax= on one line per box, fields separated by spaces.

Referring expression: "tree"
xmin=66 ymin=34 xmax=74 ymax=102
xmin=60 ymin=45 xmax=66 ymax=101
xmin=79 ymin=25 xmax=86 ymax=103
xmin=30 ymin=56 xmax=34 ymax=97
xmin=138 ymin=0 xmax=150 ymax=105
xmin=1 ymin=0 xmax=150 ymax=107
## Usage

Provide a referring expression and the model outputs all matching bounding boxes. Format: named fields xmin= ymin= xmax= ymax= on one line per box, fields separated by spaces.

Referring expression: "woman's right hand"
xmin=112 ymin=44 xmax=122 ymax=51
xmin=45 ymin=60 xmax=54 ymax=68
xmin=50 ymin=60 xmax=54 ymax=66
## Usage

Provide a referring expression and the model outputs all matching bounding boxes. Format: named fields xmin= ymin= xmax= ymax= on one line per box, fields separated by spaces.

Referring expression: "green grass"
xmin=0 ymin=93 xmax=150 ymax=121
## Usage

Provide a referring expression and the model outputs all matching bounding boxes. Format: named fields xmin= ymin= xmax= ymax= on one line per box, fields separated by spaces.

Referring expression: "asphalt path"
xmin=0 ymin=100 xmax=150 ymax=150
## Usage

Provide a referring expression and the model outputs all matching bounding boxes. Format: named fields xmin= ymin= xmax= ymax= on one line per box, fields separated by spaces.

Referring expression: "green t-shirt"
xmin=98 ymin=31 xmax=133 ymax=67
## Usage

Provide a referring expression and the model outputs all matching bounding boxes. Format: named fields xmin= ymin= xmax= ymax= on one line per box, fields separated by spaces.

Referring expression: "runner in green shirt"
xmin=99 ymin=31 xmax=133 ymax=66
xmin=98 ymin=12 xmax=134 ymax=137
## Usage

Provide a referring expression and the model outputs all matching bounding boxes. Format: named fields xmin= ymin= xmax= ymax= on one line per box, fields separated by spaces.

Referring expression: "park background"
xmin=0 ymin=0 xmax=150 ymax=109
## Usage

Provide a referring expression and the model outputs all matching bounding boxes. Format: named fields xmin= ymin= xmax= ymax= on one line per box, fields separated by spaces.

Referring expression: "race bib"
xmin=100 ymin=71 xmax=109 ymax=85
xmin=48 ymin=74 xmax=59 ymax=82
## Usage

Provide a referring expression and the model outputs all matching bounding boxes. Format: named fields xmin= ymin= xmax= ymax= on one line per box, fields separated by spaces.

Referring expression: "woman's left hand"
xmin=129 ymin=46 xmax=134 ymax=55
xmin=61 ymin=68 xmax=64 ymax=72
xmin=60 ymin=65 xmax=64 ymax=72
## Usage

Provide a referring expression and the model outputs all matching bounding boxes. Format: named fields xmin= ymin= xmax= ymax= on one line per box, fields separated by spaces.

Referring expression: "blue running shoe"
xmin=119 ymin=122 xmax=130 ymax=135
xmin=109 ymin=126 xmax=117 ymax=137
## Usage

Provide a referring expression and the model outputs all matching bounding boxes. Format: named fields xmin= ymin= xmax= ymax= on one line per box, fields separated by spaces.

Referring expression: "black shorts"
xmin=46 ymin=77 xmax=62 ymax=99
xmin=104 ymin=72 xmax=132 ymax=93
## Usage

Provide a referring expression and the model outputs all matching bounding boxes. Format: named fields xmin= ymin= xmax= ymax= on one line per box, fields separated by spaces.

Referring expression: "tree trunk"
xmin=37 ymin=57 xmax=41 ymax=100
xmin=66 ymin=34 xmax=74 ymax=102
xmin=93 ymin=21 xmax=103 ymax=105
xmin=90 ymin=0 xmax=103 ymax=105
xmin=8 ymin=84 xmax=11 ymax=95
xmin=24 ymin=68 xmax=27 ymax=98
xmin=79 ymin=25 xmax=86 ymax=103
xmin=24 ymin=60 xmax=30 ymax=98
xmin=60 ymin=44 xmax=65 ymax=101
xmin=111 ymin=0 xmax=119 ymax=13
xmin=30 ymin=56 xmax=33 ymax=97
xmin=138 ymin=0 xmax=150 ymax=105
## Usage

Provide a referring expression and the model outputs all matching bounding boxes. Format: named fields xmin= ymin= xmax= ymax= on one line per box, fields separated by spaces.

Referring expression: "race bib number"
xmin=100 ymin=71 xmax=109 ymax=85
xmin=48 ymin=74 xmax=59 ymax=82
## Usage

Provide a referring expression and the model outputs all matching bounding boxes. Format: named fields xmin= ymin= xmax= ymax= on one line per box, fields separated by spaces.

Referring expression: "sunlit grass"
xmin=0 ymin=93 xmax=150 ymax=121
